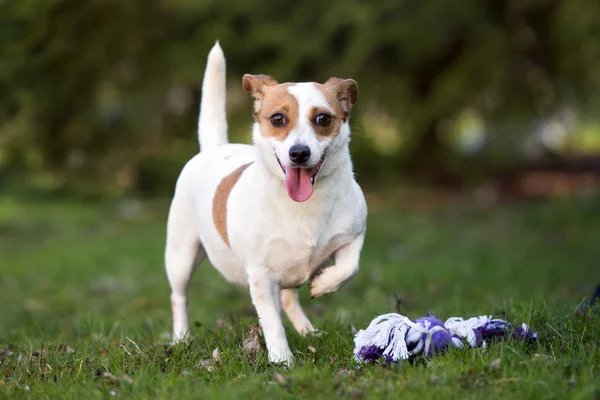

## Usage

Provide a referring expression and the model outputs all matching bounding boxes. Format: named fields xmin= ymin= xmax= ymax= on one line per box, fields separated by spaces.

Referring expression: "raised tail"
xmin=197 ymin=41 xmax=228 ymax=150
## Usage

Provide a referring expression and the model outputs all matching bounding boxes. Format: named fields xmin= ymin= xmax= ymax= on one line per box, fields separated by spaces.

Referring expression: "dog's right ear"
xmin=324 ymin=77 xmax=358 ymax=117
xmin=242 ymin=74 xmax=278 ymax=118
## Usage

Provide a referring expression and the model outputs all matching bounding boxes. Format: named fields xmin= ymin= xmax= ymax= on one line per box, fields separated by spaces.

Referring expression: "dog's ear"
xmin=242 ymin=74 xmax=278 ymax=118
xmin=242 ymin=74 xmax=278 ymax=96
xmin=324 ymin=78 xmax=358 ymax=115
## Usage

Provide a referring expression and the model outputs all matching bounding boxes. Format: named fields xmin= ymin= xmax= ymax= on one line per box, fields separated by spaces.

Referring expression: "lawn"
xmin=0 ymin=188 xmax=599 ymax=399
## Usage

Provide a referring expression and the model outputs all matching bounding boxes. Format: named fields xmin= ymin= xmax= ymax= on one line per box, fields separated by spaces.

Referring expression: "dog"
xmin=165 ymin=42 xmax=367 ymax=365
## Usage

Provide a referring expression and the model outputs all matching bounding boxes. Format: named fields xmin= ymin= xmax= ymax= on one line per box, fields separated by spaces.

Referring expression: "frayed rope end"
xmin=354 ymin=313 xmax=537 ymax=364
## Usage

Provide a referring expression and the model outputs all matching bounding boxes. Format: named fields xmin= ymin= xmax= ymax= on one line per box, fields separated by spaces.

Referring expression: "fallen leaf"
xmin=273 ymin=372 xmax=289 ymax=388
xmin=0 ymin=348 xmax=13 ymax=361
xmin=212 ymin=348 xmax=222 ymax=366
xmin=57 ymin=344 xmax=74 ymax=354
xmin=243 ymin=324 xmax=262 ymax=360
xmin=198 ymin=359 xmax=215 ymax=372
xmin=101 ymin=372 xmax=120 ymax=386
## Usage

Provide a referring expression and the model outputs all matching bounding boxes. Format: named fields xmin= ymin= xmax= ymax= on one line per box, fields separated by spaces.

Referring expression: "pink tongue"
xmin=284 ymin=168 xmax=314 ymax=202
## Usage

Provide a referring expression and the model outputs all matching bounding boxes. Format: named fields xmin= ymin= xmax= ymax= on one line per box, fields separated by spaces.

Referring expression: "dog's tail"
xmin=198 ymin=41 xmax=228 ymax=150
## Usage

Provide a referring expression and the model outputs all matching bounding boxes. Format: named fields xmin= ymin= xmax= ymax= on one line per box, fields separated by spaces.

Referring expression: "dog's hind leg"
xmin=165 ymin=190 xmax=205 ymax=342
xmin=280 ymin=289 xmax=316 ymax=335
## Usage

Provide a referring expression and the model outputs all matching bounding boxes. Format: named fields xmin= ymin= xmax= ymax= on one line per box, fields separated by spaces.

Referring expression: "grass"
xmin=0 ymin=188 xmax=599 ymax=399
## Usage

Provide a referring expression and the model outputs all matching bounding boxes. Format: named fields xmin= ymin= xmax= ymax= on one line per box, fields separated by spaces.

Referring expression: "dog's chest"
xmin=262 ymin=227 xmax=350 ymax=288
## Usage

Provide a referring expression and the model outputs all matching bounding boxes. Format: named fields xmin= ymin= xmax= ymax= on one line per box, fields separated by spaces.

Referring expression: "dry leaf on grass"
xmin=57 ymin=344 xmax=74 ymax=354
xmin=100 ymin=372 xmax=120 ymax=386
xmin=95 ymin=371 xmax=133 ymax=386
xmin=212 ymin=348 xmax=222 ymax=366
xmin=243 ymin=324 xmax=262 ymax=360
xmin=0 ymin=348 xmax=13 ymax=362
xmin=196 ymin=348 xmax=223 ymax=373
xmin=273 ymin=372 xmax=289 ymax=388
xmin=198 ymin=359 xmax=215 ymax=372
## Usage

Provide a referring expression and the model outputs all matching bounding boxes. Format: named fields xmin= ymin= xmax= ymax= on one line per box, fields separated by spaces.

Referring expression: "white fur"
xmin=198 ymin=42 xmax=227 ymax=148
xmin=280 ymin=83 xmax=334 ymax=167
xmin=165 ymin=42 xmax=367 ymax=366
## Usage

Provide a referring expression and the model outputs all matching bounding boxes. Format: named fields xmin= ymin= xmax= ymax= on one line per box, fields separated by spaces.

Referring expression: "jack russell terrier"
xmin=165 ymin=42 xmax=367 ymax=365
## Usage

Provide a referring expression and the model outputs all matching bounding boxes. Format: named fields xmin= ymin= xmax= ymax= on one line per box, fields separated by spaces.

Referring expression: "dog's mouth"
xmin=276 ymin=154 xmax=325 ymax=202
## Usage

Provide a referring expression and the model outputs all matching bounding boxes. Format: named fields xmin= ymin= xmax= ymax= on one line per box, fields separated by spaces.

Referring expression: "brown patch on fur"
xmin=243 ymin=74 xmax=299 ymax=142
xmin=256 ymin=84 xmax=299 ymax=141
xmin=311 ymin=78 xmax=358 ymax=140
xmin=213 ymin=162 xmax=252 ymax=247
xmin=309 ymin=105 xmax=343 ymax=140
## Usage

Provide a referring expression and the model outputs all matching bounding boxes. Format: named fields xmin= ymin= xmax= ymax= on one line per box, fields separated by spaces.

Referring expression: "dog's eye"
xmin=270 ymin=113 xmax=286 ymax=127
xmin=314 ymin=113 xmax=332 ymax=127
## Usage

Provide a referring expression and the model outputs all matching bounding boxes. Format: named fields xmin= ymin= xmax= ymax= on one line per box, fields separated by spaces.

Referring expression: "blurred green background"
xmin=2 ymin=0 xmax=600 ymax=196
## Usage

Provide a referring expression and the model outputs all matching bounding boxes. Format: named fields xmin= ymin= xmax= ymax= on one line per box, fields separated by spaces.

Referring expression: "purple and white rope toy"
xmin=353 ymin=313 xmax=538 ymax=364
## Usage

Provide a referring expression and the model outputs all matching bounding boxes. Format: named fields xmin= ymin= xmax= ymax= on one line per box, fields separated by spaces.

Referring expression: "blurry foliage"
xmin=1 ymin=0 xmax=599 ymax=194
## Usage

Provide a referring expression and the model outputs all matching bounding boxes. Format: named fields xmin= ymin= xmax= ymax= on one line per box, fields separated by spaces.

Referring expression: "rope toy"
xmin=353 ymin=313 xmax=537 ymax=364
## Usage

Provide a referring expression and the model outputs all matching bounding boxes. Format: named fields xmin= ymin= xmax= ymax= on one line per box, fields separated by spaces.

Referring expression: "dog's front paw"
xmin=268 ymin=346 xmax=294 ymax=367
xmin=171 ymin=330 xmax=191 ymax=345
xmin=309 ymin=267 xmax=342 ymax=298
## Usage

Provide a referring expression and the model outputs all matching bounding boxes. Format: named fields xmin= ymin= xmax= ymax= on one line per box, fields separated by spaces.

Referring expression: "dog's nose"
xmin=289 ymin=145 xmax=311 ymax=164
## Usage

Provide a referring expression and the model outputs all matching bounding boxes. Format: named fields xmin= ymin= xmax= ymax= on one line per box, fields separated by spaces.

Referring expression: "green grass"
xmin=1 ymin=189 xmax=599 ymax=399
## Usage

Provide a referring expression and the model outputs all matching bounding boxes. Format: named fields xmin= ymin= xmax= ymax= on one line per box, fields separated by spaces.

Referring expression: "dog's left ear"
xmin=325 ymin=78 xmax=358 ymax=115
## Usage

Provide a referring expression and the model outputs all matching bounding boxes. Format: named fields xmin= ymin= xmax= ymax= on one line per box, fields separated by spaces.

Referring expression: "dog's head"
xmin=243 ymin=74 xmax=358 ymax=202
